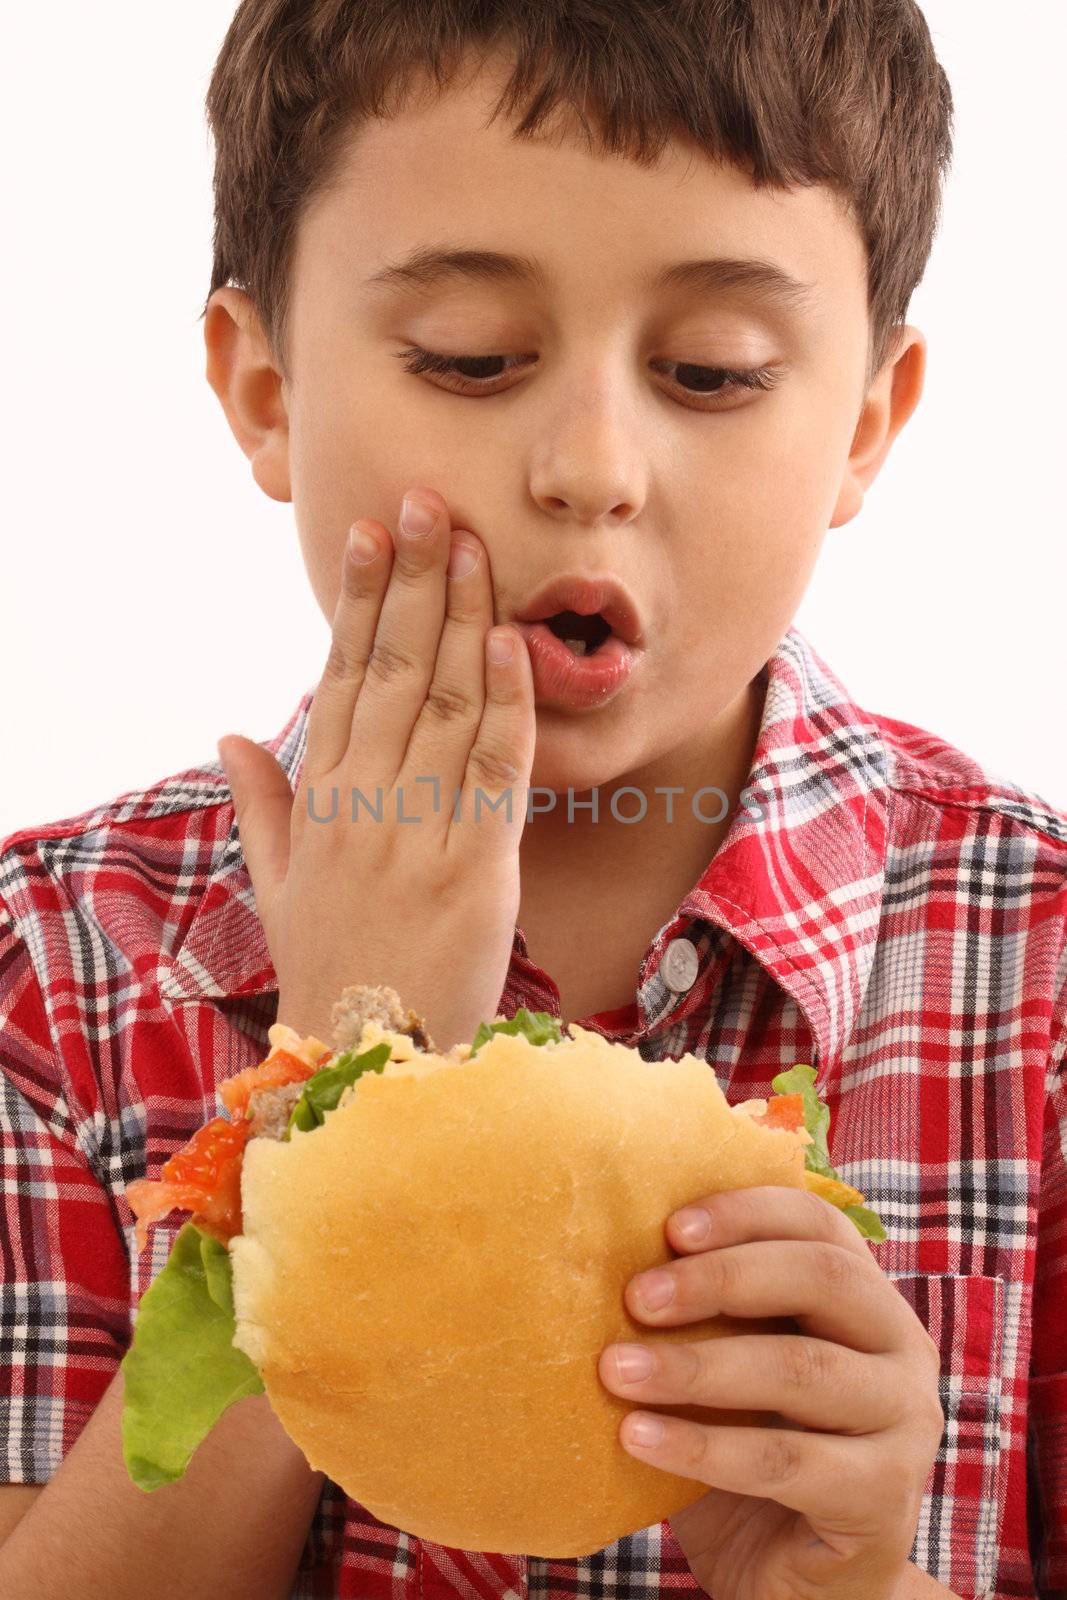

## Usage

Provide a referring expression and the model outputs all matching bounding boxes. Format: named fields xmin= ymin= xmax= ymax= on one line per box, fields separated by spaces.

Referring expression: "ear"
xmin=203 ymin=286 xmax=292 ymax=504
xmin=829 ymin=324 xmax=927 ymax=529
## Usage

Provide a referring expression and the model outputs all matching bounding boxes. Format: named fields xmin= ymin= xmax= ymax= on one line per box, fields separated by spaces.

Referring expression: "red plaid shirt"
xmin=2 ymin=627 xmax=1065 ymax=1600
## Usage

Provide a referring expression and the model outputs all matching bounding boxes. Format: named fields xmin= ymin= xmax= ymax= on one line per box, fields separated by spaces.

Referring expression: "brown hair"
xmin=200 ymin=0 xmax=953 ymax=389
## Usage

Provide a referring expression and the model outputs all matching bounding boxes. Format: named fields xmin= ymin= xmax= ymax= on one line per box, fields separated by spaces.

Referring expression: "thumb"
xmin=216 ymin=734 xmax=294 ymax=922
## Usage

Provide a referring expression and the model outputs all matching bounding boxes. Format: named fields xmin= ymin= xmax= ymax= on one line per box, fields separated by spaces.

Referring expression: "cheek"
xmin=287 ymin=385 xmax=418 ymax=623
xmin=672 ymin=489 xmax=827 ymax=628
xmin=287 ymin=357 xmax=493 ymax=624
xmin=661 ymin=429 xmax=840 ymax=695
xmin=676 ymin=395 xmax=849 ymax=611
xmin=287 ymin=399 xmax=364 ymax=618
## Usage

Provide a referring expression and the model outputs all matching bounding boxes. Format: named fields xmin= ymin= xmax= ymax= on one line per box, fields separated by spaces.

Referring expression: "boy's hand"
xmin=598 ymin=1186 xmax=945 ymax=1600
xmin=217 ymin=488 xmax=535 ymax=1052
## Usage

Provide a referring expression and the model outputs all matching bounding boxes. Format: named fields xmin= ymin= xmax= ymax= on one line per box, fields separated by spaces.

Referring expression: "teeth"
xmin=563 ymin=637 xmax=590 ymax=656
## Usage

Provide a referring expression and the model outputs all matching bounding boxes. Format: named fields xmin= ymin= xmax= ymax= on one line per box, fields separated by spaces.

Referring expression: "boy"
xmin=1 ymin=1 xmax=1064 ymax=1596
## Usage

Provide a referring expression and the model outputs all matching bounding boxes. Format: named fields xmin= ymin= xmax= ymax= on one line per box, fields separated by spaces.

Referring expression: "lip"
xmin=510 ymin=621 xmax=638 ymax=709
xmin=511 ymin=574 xmax=646 ymax=650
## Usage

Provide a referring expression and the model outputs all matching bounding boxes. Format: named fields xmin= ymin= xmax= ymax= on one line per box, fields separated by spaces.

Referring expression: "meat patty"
xmin=247 ymin=985 xmax=435 ymax=1144
xmin=329 ymin=982 xmax=435 ymax=1055
xmin=246 ymin=1080 xmax=306 ymax=1142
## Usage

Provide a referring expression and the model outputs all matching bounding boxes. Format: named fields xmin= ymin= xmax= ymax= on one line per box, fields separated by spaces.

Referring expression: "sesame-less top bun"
xmin=228 ymin=1019 xmax=810 ymax=1557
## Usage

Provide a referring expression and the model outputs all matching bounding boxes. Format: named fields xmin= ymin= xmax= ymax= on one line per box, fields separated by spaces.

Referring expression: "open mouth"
xmin=542 ymin=610 xmax=614 ymax=657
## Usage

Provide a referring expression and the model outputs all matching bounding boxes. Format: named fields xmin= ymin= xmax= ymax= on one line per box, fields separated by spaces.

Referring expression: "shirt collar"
xmin=666 ymin=626 xmax=892 ymax=1071
xmin=163 ymin=627 xmax=891 ymax=1071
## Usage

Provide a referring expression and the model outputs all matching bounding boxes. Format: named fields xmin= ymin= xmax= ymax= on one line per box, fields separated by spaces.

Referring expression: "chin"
xmin=525 ymin=738 xmax=630 ymax=808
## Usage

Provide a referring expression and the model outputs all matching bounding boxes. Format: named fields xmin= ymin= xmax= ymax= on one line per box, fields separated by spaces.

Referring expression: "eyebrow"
xmin=364 ymin=246 xmax=817 ymax=312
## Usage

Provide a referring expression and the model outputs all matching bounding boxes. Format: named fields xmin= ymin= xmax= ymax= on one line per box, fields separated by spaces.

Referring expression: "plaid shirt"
xmin=1 ymin=626 xmax=1065 ymax=1600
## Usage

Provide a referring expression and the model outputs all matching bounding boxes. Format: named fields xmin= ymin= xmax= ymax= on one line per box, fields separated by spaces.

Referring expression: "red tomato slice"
xmin=750 ymin=1091 xmax=805 ymax=1133
xmin=124 ymin=1043 xmax=335 ymax=1255
xmin=218 ymin=1048 xmax=323 ymax=1119
xmin=125 ymin=1116 xmax=251 ymax=1254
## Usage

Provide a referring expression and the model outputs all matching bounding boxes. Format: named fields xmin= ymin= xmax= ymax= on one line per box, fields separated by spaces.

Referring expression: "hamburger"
xmin=120 ymin=985 xmax=886 ymax=1557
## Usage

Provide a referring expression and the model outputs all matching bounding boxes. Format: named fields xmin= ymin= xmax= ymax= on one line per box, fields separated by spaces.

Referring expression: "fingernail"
xmin=612 ymin=1343 xmax=655 ymax=1382
xmin=673 ymin=1207 xmax=711 ymax=1245
xmin=448 ymin=539 xmax=480 ymax=579
xmin=633 ymin=1269 xmax=675 ymax=1311
xmin=349 ymin=522 xmax=379 ymax=563
xmin=401 ymin=494 xmax=437 ymax=537
xmin=488 ymin=629 xmax=515 ymax=663
xmin=626 ymin=1413 xmax=665 ymax=1448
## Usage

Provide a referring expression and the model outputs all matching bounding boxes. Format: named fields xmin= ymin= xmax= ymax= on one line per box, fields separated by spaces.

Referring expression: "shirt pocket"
xmin=887 ymin=1271 xmax=1008 ymax=1600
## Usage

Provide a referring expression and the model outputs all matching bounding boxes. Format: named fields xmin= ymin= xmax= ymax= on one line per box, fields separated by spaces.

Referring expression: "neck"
xmin=519 ymin=667 xmax=768 ymax=888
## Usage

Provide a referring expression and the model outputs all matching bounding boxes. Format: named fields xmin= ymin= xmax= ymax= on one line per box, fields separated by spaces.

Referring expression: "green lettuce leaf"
xmin=468 ymin=1007 xmax=566 ymax=1058
xmin=284 ymin=1008 xmax=565 ymax=1137
xmin=770 ymin=1064 xmax=888 ymax=1243
xmin=285 ymin=1040 xmax=393 ymax=1137
xmin=842 ymin=1202 xmax=889 ymax=1239
xmin=120 ymin=1221 xmax=263 ymax=1491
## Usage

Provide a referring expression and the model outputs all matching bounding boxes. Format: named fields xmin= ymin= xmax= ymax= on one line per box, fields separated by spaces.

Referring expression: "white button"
xmin=661 ymin=936 xmax=699 ymax=993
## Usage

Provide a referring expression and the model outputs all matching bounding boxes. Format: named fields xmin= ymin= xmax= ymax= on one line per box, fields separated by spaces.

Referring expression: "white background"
xmin=2 ymin=1 xmax=1064 ymax=840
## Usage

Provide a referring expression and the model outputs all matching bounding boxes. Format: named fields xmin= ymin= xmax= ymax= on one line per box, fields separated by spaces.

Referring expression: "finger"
xmin=598 ymin=1332 xmax=899 ymax=1435
xmin=216 ymin=734 xmax=294 ymax=932
xmin=615 ymin=1407 xmax=884 ymax=1534
xmin=350 ymin=489 xmax=456 ymax=785
xmin=454 ymin=624 xmax=535 ymax=850
xmin=626 ymin=1237 xmax=918 ymax=1355
xmin=398 ymin=531 xmax=490 ymax=808
xmin=302 ymin=518 xmax=393 ymax=777
xmin=666 ymin=1183 xmax=877 ymax=1264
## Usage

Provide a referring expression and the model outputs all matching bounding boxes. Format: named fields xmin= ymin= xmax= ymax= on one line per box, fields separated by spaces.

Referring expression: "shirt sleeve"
xmin=1030 ymin=979 xmax=1067 ymax=1596
xmin=0 ymin=896 xmax=130 ymax=1484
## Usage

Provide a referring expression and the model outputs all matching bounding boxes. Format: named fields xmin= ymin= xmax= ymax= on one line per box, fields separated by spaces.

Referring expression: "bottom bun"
xmin=229 ymin=1024 xmax=807 ymax=1556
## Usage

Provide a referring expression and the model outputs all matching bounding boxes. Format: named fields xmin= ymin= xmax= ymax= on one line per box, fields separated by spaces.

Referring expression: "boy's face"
xmin=208 ymin=50 xmax=923 ymax=800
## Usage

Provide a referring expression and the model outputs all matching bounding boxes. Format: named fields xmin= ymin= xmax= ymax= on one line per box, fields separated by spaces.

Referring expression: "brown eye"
xmin=675 ymin=364 xmax=732 ymax=394
xmin=653 ymin=360 xmax=780 ymax=399
xmin=396 ymin=347 xmax=525 ymax=387
xmin=437 ymin=355 xmax=508 ymax=381
xmin=394 ymin=346 xmax=782 ymax=408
